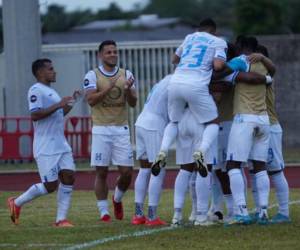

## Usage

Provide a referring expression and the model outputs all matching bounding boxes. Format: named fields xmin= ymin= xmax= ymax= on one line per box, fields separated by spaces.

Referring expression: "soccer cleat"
xmin=194 ymin=214 xmax=215 ymax=226
xmin=208 ymin=211 xmax=224 ymax=223
xmin=7 ymin=197 xmax=21 ymax=225
xmin=54 ymin=219 xmax=74 ymax=227
xmin=249 ymin=212 xmax=259 ymax=223
xmin=171 ymin=217 xmax=182 ymax=227
xmin=131 ymin=215 xmax=146 ymax=225
xmin=145 ymin=217 xmax=167 ymax=226
xmin=193 ymin=151 xmax=208 ymax=177
xmin=151 ymin=151 xmax=167 ymax=176
xmin=257 ymin=211 xmax=269 ymax=225
xmin=101 ymin=214 xmax=111 ymax=223
xmin=112 ymin=195 xmax=124 ymax=220
xmin=269 ymin=213 xmax=291 ymax=224
xmin=224 ymin=215 xmax=253 ymax=226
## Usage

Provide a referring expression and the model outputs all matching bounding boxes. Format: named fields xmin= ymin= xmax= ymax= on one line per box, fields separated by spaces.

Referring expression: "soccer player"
xmin=152 ymin=18 xmax=227 ymax=178
xmin=248 ymin=45 xmax=290 ymax=224
xmin=225 ymin=37 xmax=271 ymax=225
xmin=83 ymin=40 xmax=137 ymax=222
xmin=132 ymin=74 xmax=171 ymax=226
xmin=7 ymin=58 xmax=78 ymax=227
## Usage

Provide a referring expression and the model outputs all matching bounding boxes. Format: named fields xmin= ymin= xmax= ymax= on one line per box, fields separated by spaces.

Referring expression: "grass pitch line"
xmin=65 ymin=200 xmax=300 ymax=250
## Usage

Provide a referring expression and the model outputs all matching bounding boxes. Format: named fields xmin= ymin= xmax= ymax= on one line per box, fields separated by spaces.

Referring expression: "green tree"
xmin=234 ymin=0 xmax=284 ymax=35
xmin=42 ymin=5 xmax=71 ymax=33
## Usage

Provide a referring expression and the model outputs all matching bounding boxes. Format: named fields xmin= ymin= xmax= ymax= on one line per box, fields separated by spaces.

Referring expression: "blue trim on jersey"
xmin=216 ymin=55 xmax=226 ymax=60
xmin=44 ymin=176 xmax=48 ymax=182
xmin=84 ymin=86 xmax=96 ymax=90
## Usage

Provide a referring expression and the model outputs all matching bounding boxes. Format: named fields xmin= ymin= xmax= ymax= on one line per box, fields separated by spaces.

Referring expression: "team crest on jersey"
xmin=30 ymin=95 xmax=37 ymax=103
xmin=108 ymin=86 xmax=122 ymax=100
xmin=84 ymin=79 xmax=89 ymax=86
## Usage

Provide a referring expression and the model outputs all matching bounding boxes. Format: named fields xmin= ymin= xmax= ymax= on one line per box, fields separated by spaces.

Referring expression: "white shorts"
xmin=35 ymin=152 xmax=75 ymax=183
xmin=206 ymin=137 xmax=218 ymax=166
xmin=227 ymin=114 xmax=270 ymax=163
xmin=91 ymin=133 xmax=134 ymax=167
xmin=266 ymin=123 xmax=284 ymax=171
xmin=168 ymin=82 xmax=218 ymax=123
xmin=135 ymin=126 xmax=163 ymax=163
xmin=214 ymin=121 xmax=232 ymax=171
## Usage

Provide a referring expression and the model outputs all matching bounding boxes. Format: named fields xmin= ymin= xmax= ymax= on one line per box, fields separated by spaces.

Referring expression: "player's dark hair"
xmin=32 ymin=58 xmax=52 ymax=77
xmin=256 ymin=44 xmax=269 ymax=58
xmin=198 ymin=18 xmax=216 ymax=32
xmin=226 ymin=42 xmax=236 ymax=61
xmin=240 ymin=36 xmax=258 ymax=52
xmin=98 ymin=40 xmax=117 ymax=52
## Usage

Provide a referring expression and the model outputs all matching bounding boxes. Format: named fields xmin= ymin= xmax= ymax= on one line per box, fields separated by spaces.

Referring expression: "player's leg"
xmin=188 ymin=171 xmax=197 ymax=222
xmin=250 ymin=123 xmax=271 ymax=224
xmin=132 ymin=127 xmax=151 ymax=224
xmin=267 ymin=124 xmax=290 ymax=223
xmin=226 ymin=120 xmax=253 ymax=224
xmin=8 ymin=155 xmax=59 ymax=225
xmin=55 ymin=152 xmax=76 ymax=227
xmin=91 ymin=134 xmax=112 ymax=222
xmin=112 ymin=133 xmax=134 ymax=220
xmin=172 ymin=163 xmax=194 ymax=226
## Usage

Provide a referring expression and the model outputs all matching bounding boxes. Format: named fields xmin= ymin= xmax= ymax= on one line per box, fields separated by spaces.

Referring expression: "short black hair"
xmin=256 ymin=44 xmax=269 ymax=58
xmin=198 ymin=18 xmax=216 ymax=31
xmin=32 ymin=58 xmax=52 ymax=77
xmin=98 ymin=40 xmax=117 ymax=52
xmin=226 ymin=42 xmax=236 ymax=61
xmin=240 ymin=36 xmax=258 ymax=52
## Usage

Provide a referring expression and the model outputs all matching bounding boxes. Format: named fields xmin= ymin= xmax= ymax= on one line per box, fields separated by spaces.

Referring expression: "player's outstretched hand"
xmin=59 ymin=96 xmax=73 ymax=108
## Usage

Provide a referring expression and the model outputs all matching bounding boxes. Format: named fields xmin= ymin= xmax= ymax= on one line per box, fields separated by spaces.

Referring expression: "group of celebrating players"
xmin=7 ymin=18 xmax=290 ymax=228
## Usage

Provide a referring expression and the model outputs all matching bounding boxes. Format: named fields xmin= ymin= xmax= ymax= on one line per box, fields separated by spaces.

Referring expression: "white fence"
xmin=42 ymin=40 xmax=181 ymax=138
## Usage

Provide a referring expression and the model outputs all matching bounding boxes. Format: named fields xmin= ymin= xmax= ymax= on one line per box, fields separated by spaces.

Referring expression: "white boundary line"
xmin=64 ymin=200 xmax=300 ymax=250
xmin=0 ymin=200 xmax=299 ymax=249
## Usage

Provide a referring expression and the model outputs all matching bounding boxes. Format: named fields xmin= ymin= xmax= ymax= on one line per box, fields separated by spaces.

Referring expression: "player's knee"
xmin=95 ymin=167 xmax=108 ymax=180
xmin=44 ymin=181 xmax=58 ymax=193
xmin=226 ymin=160 xmax=241 ymax=171
xmin=59 ymin=170 xmax=75 ymax=185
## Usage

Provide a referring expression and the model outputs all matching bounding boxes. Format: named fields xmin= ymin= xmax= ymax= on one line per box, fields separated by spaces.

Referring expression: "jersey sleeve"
xmin=28 ymin=86 xmax=43 ymax=112
xmin=83 ymin=70 xmax=97 ymax=91
xmin=222 ymin=71 xmax=239 ymax=85
xmin=214 ymin=39 xmax=227 ymax=61
xmin=125 ymin=69 xmax=136 ymax=89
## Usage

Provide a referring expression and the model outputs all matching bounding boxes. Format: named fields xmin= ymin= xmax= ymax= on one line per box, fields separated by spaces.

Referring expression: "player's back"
xmin=135 ymin=75 xmax=171 ymax=130
xmin=174 ymin=32 xmax=227 ymax=85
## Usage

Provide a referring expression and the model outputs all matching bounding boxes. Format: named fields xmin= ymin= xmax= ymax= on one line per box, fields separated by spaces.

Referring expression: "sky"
xmin=39 ymin=0 xmax=149 ymax=12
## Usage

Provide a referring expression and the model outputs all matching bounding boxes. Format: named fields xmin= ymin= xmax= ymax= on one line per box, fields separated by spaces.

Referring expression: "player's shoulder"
xmin=28 ymin=83 xmax=43 ymax=93
xmin=212 ymin=36 xmax=227 ymax=48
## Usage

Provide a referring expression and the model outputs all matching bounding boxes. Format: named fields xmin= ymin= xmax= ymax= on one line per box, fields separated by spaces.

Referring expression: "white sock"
xmin=148 ymin=168 xmax=166 ymax=206
xmin=271 ymin=171 xmax=289 ymax=217
xmin=255 ymin=170 xmax=270 ymax=209
xmin=174 ymin=169 xmax=192 ymax=211
xmin=189 ymin=171 xmax=197 ymax=216
xmin=250 ymin=172 xmax=260 ymax=213
xmin=224 ymin=194 xmax=234 ymax=217
xmin=211 ymin=171 xmax=224 ymax=213
xmin=134 ymin=168 xmax=151 ymax=204
xmin=199 ymin=124 xmax=219 ymax=154
xmin=241 ymin=168 xmax=248 ymax=201
xmin=196 ymin=172 xmax=211 ymax=214
xmin=160 ymin=122 xmax=178 ymax=152
xmin=228 ymin=168 xmax=248 ymax=216
xmin=56 ymin=183 xmax=73 ymax=222
xmin=14 ymin=183 xmax=48 ymax=207
xmin=97 ymin=200 xmax=109 ymax=217
xmin=114 ymin=186 xmax=124 ymax=203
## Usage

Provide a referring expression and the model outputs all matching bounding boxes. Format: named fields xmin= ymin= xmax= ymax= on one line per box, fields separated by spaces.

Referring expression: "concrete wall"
xmin=258 ymin=35 xmax=300 ymax=148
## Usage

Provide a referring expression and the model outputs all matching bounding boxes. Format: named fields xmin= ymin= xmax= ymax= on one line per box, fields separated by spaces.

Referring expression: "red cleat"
xmin=131 ymin=215 xmax=146 ymax=225
xmin=54 ymin=219 xmax=74 ymax=227
xmin=145 ymin=217 xmax=167 ymax=226
xmin=112 ymin=195 xmax=123 ymax=220
xmin=100 ymin=214 xmax=111 ymax=223
xmin=7 ymin=197 xmax=21 ymax=225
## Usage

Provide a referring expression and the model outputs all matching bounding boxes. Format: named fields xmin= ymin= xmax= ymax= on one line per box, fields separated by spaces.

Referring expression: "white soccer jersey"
xmin=173 ymin=32 xmax=227 ymax=86
xmin=135 ymin=75 xmax=171 ymax=131
xmin=28 ymin=83 xmax=71 ymax=157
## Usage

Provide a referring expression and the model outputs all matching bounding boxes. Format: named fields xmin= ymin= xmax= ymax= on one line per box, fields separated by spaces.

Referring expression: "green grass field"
xmin=0 ymin=189 xmax=300 ymax=250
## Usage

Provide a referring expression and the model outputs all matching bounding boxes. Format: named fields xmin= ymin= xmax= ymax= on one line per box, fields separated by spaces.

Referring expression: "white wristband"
xmin=265 ymin=75 xmax=272 ymax=85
